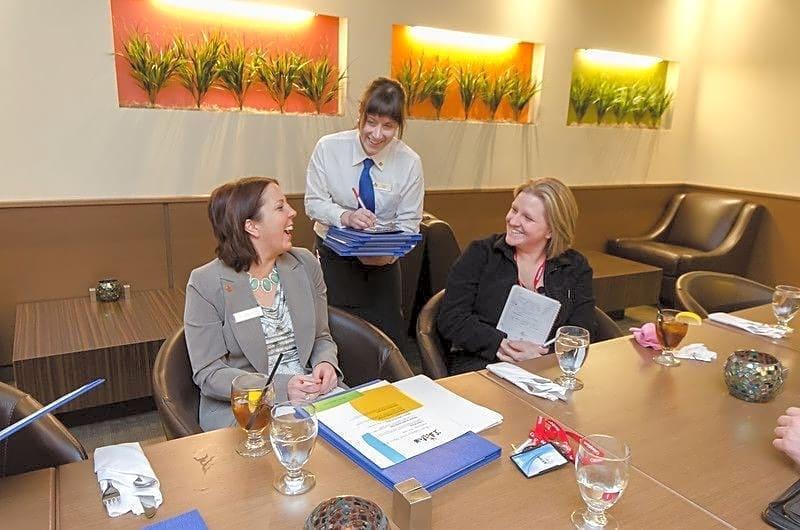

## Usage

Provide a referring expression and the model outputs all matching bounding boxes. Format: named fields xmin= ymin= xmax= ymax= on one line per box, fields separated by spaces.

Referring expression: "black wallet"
xmin=764 ymin=479 xmax=800 ymax=529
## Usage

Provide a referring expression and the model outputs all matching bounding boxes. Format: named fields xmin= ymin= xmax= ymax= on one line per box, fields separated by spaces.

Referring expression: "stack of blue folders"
xmin=324 ymin=226 xmax=423 ymax=257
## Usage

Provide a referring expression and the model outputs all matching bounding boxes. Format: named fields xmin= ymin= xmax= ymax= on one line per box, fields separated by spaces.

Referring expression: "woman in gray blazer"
xmin=185 ymin=177 xmax=342 ymax=431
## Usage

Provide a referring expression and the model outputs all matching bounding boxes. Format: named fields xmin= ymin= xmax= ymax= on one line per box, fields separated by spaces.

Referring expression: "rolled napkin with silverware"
xmin=486 ymin=362 xmax=568 ymax=401
xmin=708 ymin=312 xmax=788 ymax=339
xmin=94 ymin=442 xmax=162 ymax=517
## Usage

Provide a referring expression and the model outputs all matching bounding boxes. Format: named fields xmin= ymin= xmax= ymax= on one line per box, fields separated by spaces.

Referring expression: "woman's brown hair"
xmin=513 ymin=177 xmax=579 ymax=259
xmin=208 ymin=176 xmax=278 ymax=272
xmin=358 ymin=77 xmax=406 ymax=137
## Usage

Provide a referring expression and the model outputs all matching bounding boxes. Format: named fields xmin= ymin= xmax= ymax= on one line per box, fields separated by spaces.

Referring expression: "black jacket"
xmin=437 ymin=233 xmax=596 ymax=373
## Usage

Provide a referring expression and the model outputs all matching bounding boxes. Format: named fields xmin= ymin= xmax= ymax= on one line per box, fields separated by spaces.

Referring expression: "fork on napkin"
xmin=94 ymin=442 xmax=163 ymax=517
xmin=486 ymin=362 xmax=567 ymax=401
xmin=708 ymin=312 xmax=787 ymax=339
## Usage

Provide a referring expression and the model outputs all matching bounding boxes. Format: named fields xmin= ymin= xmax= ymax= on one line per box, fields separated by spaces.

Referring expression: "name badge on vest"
xmin=373 ymin=181 xmax=392 ymax=192
xmin=233 ymin=306 xmax=262 ymax=323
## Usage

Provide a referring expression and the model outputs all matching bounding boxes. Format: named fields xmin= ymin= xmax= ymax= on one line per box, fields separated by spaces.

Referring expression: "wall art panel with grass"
xmin=390 ymin=25 xmax=543 ymax=124
xmin=109 ymin=0 xmax=345 ymax=115
xmin=566 ymin=48 xmax=679 ymax=129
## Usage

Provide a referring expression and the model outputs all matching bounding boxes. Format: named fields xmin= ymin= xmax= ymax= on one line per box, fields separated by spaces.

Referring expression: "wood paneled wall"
xmin=1 ymin=183 xmax=794 ymax=366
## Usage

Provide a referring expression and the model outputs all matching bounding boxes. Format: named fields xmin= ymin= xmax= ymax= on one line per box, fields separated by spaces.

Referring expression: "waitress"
xmin=305 ymin=77 xmax=424 ymax=356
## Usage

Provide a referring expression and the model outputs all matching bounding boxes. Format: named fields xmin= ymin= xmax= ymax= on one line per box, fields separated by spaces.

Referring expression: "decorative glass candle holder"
xmin=723 ymin=349 xmax=787 ymax=403
xmin=96 ymin=279 xmax=123 ymax=302
xmin=304 ymin=496 xmax=388 ymax=530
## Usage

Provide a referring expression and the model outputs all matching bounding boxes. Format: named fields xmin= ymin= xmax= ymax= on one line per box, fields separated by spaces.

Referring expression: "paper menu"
xmin=496 ymin=285 xmax=561 ymax=345
xmin=316 ymin=381 xmax=468 ymax=469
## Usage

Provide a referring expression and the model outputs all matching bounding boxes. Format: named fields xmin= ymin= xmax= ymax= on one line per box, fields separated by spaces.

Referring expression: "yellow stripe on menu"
xmin=351 ymin=385 xmax=421 ymax=420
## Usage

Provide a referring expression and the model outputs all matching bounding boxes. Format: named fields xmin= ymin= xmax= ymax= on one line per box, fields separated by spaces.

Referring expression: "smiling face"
xmin=505 ymin=191 xmax=552 ymax=252
xmin=244 ymin=183 xmax=296 ymax=258
xmin=359 ymin=114 xmax=399 ymax=156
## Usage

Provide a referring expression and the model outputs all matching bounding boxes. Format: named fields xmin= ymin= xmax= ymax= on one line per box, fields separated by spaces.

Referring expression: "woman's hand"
xmin=774 ymin=407 xmax=800 ymax=466
xmin=287 ymin=374 xmax=323 ymax=401
xmin=496 ymin=339 xmax=548 ymax=362
xmin=358 ymin=256 xmax=397 ymax=267
xmin=312 ymin=362 xmax=339 ymax=395
xmin=341 ymin=209 xmax=377 ymax=230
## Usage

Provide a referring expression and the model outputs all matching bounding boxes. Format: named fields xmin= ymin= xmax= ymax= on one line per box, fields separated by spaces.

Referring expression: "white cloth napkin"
xmin=708 ymin=312 xmax=787 ymax=339
xmin=486 ymin=362 xmax=568 ymax=401
xmin=674 ymin=343 xmax=717 ymax=362
xmin=93 ymin=442 xmax=162 ymax=517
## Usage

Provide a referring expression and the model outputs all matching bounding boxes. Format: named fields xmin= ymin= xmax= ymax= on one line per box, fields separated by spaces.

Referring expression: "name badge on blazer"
xmin=233 ymin=306 xmax=262 ymax=323
xmin=373 ymin=181 xmax=392 ymax=192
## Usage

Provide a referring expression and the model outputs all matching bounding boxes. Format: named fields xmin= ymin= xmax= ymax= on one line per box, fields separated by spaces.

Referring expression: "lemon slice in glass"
xmin=675 ymin=311 xmax=702 ymax=325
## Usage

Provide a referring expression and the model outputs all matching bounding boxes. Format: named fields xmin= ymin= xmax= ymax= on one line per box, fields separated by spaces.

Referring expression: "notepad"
xmin=496 ymin=285 xmax=561 ymax=345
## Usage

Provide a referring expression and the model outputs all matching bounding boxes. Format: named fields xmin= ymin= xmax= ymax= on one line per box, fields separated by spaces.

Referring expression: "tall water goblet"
xmin=572 ymin=434 xmax=631 ymax=530
xmin=654 ymin=309 xmax=688 ymax=367
xmin=554 ymin=326 xmax=590 ymax=390
xmin=270 ymin=400 xmax=318 ymax=495
xmin=772 ymin=285 xmax=800 ymax=333
xmin=231 ymin=373 xmax=275 ymax=458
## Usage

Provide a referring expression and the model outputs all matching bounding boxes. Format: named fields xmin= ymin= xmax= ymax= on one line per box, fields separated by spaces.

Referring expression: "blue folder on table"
xmin=316 ymin=382 xmax=501 ymax=492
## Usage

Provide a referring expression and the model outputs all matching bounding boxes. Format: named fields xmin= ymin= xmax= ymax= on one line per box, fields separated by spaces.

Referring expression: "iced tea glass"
xmin=654 ymin=309 xmax=688 ymax=367
xmin=231 ymin=373 xmax=275 ymax=457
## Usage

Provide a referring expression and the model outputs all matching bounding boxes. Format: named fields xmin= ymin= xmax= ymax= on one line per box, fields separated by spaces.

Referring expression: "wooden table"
xmin=582 ymin=250 xmax=662 ymax=315
xmin=0 ymin=468 xmax=57 ymax=529
xmin=53 ymin=373 xmax=727 ymax=529
xmin=13 ymin=289 xmax=184 ymax=411
xmin=483 ymin=323 xmax=800 ymax=529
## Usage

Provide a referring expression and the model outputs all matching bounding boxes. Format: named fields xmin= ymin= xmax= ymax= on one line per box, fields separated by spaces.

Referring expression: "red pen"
xmin=351 ymin=187 xmax=367 ymax=210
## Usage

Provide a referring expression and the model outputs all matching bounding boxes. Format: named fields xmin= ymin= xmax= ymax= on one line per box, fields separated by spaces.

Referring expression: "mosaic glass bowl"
xmin=723 ymin=349 xmax=787 ymax=403
xmin=304 ymin=496 xmax=388 ymax=530
xmin=96 ymin=278 xmax=123 ymax=302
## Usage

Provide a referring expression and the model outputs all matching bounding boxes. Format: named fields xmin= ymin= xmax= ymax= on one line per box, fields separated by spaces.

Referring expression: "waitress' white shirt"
xmin=304 ymin=129 xmax=424 ymax=239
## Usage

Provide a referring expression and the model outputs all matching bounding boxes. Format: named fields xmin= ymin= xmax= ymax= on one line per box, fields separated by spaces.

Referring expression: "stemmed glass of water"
xmin=772 ymin=285 xmax=800 ymax=333
xmin=554 ymin=326 xmax=590 ymax=390
xmin=270 ymin=400 xmax=318 ymax=495
xmin=572 ymin=435 xmax=631 ymax=529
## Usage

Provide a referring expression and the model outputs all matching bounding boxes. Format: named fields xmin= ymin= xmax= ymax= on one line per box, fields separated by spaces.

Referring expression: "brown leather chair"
xmin=676 ymin=271 xmax=774 ymax=319
xmin=415 ymin=290 xmax=449 ymax=379
xmin=607 ymin=193 xmax=763 ymax=306
xmin=402 ymin=213 xmax=461 ymax=335
xmin=594 ymin=306 xmax=623 ymax=341
xmin=152 ymin=327 xmax=202 ymax=440
xmin=0 ymin=382 xmax=86 ymax=478
xmin=329 ymin=306 xmax=415 ymax=387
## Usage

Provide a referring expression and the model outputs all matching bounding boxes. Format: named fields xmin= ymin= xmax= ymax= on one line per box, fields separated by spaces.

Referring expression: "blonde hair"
xmin=513 ymin=177 xmax=578 ymax=259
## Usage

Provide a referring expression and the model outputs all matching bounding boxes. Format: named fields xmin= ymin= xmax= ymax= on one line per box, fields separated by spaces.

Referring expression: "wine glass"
xmin=772 ymin=285 xmax=800 ymax=332
xmin=231 ymin=373 xmax=275 ymax=458
xmin=554 ymin=326 xmax=590 ymax=390
xmin=270 ymin=400 xmax=318 ymax=495
xmin=654 ymin=309 xmax=688 ymax=367
xmin=572 ymin=434 xmax=631 ymax=530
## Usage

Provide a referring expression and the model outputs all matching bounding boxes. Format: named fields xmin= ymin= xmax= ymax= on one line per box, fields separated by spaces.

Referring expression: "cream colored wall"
xmin=688 ymin=0 xmax=800 ymax=196
xmin=0 ymin=0 xmax=707 ymax=200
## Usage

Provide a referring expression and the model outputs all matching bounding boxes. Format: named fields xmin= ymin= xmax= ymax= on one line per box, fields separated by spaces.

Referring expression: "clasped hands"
xmin=497 ymin=339 xmax=549 ymax=363
xmin=340 ymin=208 xmax=396 ymax=267
xmin=287 ymin=361 xmax=338 ymax=402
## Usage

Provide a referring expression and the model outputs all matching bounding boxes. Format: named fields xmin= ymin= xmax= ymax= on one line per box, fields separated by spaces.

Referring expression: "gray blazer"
xmin=184 ymin=248 xmax=340 ymax=431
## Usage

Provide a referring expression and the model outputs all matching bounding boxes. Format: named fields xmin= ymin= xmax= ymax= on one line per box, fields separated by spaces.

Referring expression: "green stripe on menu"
xmin=313 ymin=390 xmax=363 ymax=412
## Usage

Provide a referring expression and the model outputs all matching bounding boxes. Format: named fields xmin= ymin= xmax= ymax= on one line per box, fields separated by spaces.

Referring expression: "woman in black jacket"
xmin=438 ymin=177 xmax=596 ymax=375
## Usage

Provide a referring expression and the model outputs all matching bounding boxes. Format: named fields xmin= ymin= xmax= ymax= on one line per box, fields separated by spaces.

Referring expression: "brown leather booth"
xmin=0 ymin=382 xmax=86 ymax=478
xmin=153 ymin=309 xmax=414 ymax=440
xmin=607 ymin=193 xmax=763 ymax=306
xmin=676 ymin=271 xmax=774 ymax=319
xmin=416 ymin=290 xmax=620 ymax=380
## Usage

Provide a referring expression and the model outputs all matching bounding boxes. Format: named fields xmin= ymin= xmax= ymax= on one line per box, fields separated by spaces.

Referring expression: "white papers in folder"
xmin=496 ymin=285 xmax=561 ymax=345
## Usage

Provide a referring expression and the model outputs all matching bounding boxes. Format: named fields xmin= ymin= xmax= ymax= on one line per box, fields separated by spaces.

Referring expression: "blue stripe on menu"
xmin=362 ymin=433 xmax=406 ymax=465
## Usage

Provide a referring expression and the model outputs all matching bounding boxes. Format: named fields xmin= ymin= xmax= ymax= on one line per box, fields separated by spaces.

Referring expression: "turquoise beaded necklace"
xmin=248 ymin=268 xmax=280 ymax=293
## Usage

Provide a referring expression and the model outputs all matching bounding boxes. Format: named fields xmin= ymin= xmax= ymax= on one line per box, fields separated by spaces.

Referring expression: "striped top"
xmin=259 ymin=279 xmax=305 ymax=377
